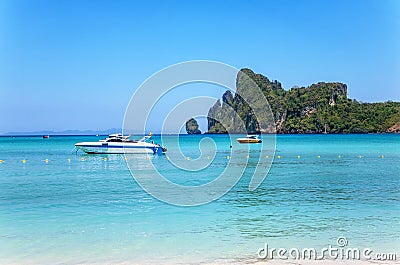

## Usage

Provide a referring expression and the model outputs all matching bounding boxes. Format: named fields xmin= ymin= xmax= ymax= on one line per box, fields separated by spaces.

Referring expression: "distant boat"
xmin=43 ymin=135 xmax=49 ymax=139
xmin=237 ymin=135 xmax=262 ymax=144
xmin=75 ymin=133 xmax=166 ymax=154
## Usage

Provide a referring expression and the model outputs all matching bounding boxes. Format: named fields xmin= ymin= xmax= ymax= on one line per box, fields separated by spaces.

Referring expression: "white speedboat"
xmin=237 ymin=135 xmax=262 ymax=144
xmin=75 ymin=133 xmax=166 ymax=154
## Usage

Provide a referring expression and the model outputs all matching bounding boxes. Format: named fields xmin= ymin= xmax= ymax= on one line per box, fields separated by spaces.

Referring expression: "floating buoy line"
xmin=0 ymin=154 xmax=390 ymax=166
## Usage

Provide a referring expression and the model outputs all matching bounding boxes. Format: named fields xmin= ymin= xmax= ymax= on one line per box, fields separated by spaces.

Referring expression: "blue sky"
xmin=0 ymin=0 xmax=399 ymax=133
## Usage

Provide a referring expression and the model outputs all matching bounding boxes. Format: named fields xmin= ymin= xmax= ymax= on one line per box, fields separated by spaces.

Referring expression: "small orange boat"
xmin=237 ymin=135 xmax=262 ymax=144
xmin=43 ymin=135 xmax=50 ymax=139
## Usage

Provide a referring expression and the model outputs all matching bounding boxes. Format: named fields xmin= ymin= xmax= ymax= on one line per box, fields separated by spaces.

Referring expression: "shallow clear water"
xmin=0 ymin=134 xmax=399 ymax=264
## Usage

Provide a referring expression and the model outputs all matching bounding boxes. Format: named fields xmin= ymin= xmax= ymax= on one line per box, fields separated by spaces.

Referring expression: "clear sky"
xmin=1 ymin=0 xmax=399 ymax=134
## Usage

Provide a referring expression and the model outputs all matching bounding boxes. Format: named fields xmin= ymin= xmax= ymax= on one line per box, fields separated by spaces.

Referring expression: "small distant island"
xmin=185 ymin=118 xmax=202 ymax=134
xmin=206 ymin=68 xmax=400 ymax=134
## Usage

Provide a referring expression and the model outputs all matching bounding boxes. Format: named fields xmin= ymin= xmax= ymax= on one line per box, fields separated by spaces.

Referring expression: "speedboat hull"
xmin=237 ymin=138 xmax=262 ymax=143
xmin=75 ymin=142 xmax=162 ymax=154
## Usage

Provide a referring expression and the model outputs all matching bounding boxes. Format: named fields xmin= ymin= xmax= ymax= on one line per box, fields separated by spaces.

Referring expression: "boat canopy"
xmin=246 ymin=135 xmax=259 ymax=139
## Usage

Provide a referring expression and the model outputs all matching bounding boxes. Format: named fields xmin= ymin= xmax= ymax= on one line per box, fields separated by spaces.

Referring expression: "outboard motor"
xmin=154 ymin=145 xmax=166 ymax=155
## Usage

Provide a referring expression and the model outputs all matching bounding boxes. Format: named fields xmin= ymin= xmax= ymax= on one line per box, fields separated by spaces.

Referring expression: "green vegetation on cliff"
xmin=208 ymin=68 xmax=400 ymax=134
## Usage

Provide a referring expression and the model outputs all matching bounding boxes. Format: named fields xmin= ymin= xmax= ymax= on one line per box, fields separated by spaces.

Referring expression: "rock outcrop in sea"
xmin=185 ymin=118 xmax=202 ymax=134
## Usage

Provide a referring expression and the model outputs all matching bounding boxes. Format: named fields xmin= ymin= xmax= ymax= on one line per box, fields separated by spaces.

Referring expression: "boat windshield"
xmin=104 ymin=134 xmax=131 ymax=142
xmin=106 ymin=138 xmax=123 ymax=142
xmin=104 ymin=133 xmax=153 ymax=144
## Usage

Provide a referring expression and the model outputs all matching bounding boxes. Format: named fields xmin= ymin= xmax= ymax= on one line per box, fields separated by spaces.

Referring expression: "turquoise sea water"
xmin=0 ymin=134 xmax=399 ymax=264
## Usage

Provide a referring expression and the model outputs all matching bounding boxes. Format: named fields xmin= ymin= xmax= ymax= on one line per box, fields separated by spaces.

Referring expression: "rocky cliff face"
xmin=207 ymin=96 xmax=247 ymax=134
xmin=387 ymin=122 xmax=400 ymax=133
xmin=207 ymin=68 xmax=400 ymax=134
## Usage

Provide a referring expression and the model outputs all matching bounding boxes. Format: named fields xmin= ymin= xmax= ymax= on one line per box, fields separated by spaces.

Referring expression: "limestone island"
xmin=206 ymin=68 xmax=400 ymax=134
